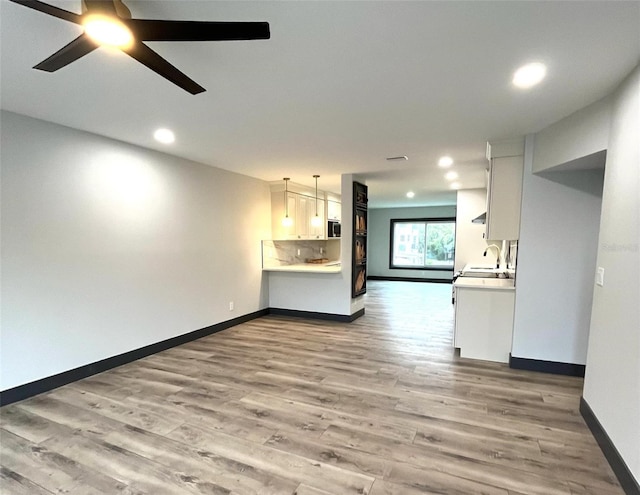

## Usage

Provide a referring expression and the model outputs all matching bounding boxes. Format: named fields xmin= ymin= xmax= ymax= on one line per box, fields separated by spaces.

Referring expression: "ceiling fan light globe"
xmin=83 ymin=15 xmax=133 ymax=48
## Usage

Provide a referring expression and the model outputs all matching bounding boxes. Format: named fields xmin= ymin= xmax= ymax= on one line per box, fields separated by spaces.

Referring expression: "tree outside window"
xmin=390 ymin=218 xmax=455 ymax=270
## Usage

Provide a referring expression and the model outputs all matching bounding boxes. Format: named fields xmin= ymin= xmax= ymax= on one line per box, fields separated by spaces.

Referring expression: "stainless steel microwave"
xmin=328 ymin=220 xmax=341 ymax=237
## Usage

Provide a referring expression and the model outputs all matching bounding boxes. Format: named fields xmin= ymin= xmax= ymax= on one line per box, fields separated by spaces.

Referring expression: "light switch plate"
xmin=596 ymin=267 xmax=604 ymax=287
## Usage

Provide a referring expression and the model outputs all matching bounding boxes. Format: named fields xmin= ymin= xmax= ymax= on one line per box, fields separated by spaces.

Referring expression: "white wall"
xmin=0 ymin=111 xmax=272 ymax=391
xmin=454 ymin=189 xmax=491 ymax=272
xmin=533 ymin=95 xmax=611 ymax=173
xmin=512 ymin=134 xmax=604 ymax=364
xmin=583 ymin=66 xmax=639 ymax=483
xmin=368 ymin=205 xmax=456 ymax=280
xmin=268 ymin=174 xmax=363 ymax=316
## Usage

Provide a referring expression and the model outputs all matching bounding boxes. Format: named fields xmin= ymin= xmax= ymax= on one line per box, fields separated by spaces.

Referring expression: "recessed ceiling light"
xmin=406 ymin=191 xmax=415 ymax=198
xmin=450 ymin=182 xmax=461 ymax=190
xmin=154 ymin=128 xmax=175 ymax=144
xmin=445 ymin=171 xmax=458 ymax=181
xmin=512 ymin=62 xmax=547 ymax=89
xmin=438 ymin=156 xmax=453 ymax=168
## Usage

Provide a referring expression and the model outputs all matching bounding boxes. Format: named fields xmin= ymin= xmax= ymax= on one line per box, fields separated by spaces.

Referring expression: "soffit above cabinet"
xmin=269 ymin=180 xmax=340 ymax=201
xmin=487 ymin=138 xmax=525 ymax=159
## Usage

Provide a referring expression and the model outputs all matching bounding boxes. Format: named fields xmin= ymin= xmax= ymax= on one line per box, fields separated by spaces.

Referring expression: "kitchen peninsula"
xmin=263 ymin=176 xmax=365 ymax=321
xmin=264 ymin=237 xmax=353 ymax=318
xmin=264 ymin=263 xmax=341 ymax=273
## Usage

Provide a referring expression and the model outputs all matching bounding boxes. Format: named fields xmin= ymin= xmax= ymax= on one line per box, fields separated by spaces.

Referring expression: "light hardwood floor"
xmin=0 ymin=281 xmax=622 ymax=494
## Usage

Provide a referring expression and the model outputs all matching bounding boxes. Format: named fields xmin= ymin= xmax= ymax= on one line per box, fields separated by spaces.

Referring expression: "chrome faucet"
xmin=483 ymin=244 xmax=503 ymax=269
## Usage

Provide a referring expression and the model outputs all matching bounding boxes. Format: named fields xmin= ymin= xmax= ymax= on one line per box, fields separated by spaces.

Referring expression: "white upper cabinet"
xmin=485 ymin=139 xmax=524 ymax=240
xmin=270 ymin=181 xmax=340 ymax=240
xmin=271 ymin=188 xmax=327 ymax=240
xmin=309 ymin=198 xmax=325 ymax=239
xmin=295 ymin=193 xmax=310 ymax=239
xmin=327 ymin=200 xmax=341 ymax=221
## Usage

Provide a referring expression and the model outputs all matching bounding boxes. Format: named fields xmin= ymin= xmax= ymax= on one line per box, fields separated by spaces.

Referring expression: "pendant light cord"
xmin=313 ymin=175 xmax=319 ymax=216
xmin=283 ymin=178 xmax=290 ymax=218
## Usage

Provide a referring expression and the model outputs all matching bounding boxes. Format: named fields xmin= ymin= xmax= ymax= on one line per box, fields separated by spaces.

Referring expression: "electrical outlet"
xmin=596 ymin=267 xmax=604 ymax=287
xmin=297 ymin=249 xmax=301 ymax=256
xmin=229 ymin=301 xmax=234 ymax=311
xmin=320 ymin=247 xmax=324 ymax=254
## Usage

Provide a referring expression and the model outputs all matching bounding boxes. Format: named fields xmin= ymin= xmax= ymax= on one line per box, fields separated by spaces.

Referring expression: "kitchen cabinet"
xmin=309 ymin=197 xmax=325 ymax=239
xmin=327 ymin=200 xmax=341 ymax=221
xmin=292 ymin=193 xmax=310 ymax=239
xmin=453 ymin=279 xmax=515 ymax=363
xmin=485 ymin=140 xmax=524 ymax=240
xmin=271 ymin=191 xmax=325 ymax=240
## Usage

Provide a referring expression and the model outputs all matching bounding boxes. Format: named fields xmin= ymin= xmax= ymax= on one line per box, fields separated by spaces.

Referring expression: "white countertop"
xmin=453 ymin=277 xmax=515 ymax=290
xmin=263 ymin=262 xmax=342 ymax=273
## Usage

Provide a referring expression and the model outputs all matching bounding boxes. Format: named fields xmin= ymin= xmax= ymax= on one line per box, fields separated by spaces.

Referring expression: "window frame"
xmin=388 ymin=217 xmax=456 ymax=271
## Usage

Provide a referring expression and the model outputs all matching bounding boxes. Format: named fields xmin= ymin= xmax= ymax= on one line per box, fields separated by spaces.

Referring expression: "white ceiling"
xmin=2 ymin=0 xmax=639 ymax=208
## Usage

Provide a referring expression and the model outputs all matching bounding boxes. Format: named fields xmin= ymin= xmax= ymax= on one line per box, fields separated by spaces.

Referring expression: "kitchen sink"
xmin=460 ymin=270 xmax=500 ymax=278
xmin=462 ymin=272 xmax=501 ymax=278
xmin=459 ymin=264 xmax=509 ymax=278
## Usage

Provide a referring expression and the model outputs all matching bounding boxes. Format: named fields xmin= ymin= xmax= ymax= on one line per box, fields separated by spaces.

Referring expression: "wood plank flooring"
xmin=0 ymin=281 xmax=623 ymax=494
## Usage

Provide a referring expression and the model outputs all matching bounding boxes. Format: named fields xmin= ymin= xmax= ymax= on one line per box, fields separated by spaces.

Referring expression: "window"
xmin=389 ymin=218 xmax=455 ymax=270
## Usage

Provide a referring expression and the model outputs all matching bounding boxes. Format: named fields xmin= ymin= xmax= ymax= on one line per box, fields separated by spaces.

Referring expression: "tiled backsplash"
xmin=262 ymin=240 xmax=340 ymax=268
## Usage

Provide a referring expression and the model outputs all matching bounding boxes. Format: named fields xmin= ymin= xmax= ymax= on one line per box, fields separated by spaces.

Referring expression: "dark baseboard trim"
xmin=0 ymin=309 xmax=269 ymax=407
xmin=367 ymin=276 xmax=452 ymax=284
xmin=268 ymin=307 xmax=365 ymax=322
xmin=580 ymin=397 xmax=640 ymax=495
xmin=0 ymin=306 xmax=367 ymax=407
xmin=509 ymin=354 xmax=585 ymax=377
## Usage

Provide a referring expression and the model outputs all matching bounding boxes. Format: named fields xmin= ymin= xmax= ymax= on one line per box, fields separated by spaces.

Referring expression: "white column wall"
xmin=583 ymin=66 xmax=640 ymax=484
xmin=512 ymin=135 xmax=604 ymax=364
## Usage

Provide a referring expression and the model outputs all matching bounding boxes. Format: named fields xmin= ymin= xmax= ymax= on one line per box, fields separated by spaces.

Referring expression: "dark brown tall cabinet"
xmin=352 ymin=181 xmax=368 ymax=298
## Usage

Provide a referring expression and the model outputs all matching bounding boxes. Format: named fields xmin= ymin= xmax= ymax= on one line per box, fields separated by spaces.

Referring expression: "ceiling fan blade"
xmin=123 ymin=41 xmax=205 ymax=95
xmin=34 ymin=34 xmax=99 ymax=72
xmin=83 ymin=0 xmax=117 ymax=15
xmin=9 ymin=0 xmax=81 ymax=24
xmin=127 ymin=19 xmax=270 ymax=42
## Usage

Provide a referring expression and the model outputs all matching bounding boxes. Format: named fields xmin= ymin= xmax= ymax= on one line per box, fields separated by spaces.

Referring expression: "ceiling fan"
xmin=9 ymin=0 xmax=270 ymax=94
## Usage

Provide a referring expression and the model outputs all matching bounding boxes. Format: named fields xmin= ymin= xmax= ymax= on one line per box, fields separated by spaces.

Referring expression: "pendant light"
xmin=311 ymin=175 xmax=323 ymax=227
xmin=282 ymin=178 xmax=293 ymax=227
